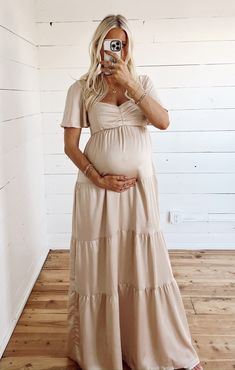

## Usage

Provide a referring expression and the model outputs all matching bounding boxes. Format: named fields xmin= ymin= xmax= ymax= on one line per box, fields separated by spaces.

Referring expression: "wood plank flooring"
xmin=0 ymin=249 xmax=235 ymax=370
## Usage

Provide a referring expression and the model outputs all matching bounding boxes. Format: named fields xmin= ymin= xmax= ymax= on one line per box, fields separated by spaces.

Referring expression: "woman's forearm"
xmin=65 ymin=146 xmax=102 ymax=185
xmin=125 ymin=79 xmax=169 ymax=130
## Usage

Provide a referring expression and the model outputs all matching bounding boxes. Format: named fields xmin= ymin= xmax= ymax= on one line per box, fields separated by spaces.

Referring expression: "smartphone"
xmin=103 ymin=38 xmax=122 ymax=75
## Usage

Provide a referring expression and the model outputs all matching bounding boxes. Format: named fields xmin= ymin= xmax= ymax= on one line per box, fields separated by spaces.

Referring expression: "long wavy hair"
xmin=78 ymin=14 xmax=140 ymax=112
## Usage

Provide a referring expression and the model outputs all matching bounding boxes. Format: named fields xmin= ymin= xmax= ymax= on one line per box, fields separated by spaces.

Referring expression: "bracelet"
xmin=84 ymin=163 xmax=94 ymax=176
xmin=86 ymin=166 xmax=94 ymax=177
xmin=83 ymin=162 xmax=102 ymax=182
xmin=86 ymin=166 xmax=95 ymax=178
xmin=135 ymin=91 xmax=147 ymax=105
xmin=132 ymin=82 xmax=141 ymax=97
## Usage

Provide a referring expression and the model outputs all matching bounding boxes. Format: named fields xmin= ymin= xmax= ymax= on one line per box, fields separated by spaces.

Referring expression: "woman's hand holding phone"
xmin=100 ymin=40 xmax=134 ymax=88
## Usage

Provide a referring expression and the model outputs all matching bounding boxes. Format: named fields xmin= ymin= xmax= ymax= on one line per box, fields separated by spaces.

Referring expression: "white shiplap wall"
xmin=36 ymin=0 xmax=235 ymax=249
xmin=0 ymin=0 xmax=48 ymax=356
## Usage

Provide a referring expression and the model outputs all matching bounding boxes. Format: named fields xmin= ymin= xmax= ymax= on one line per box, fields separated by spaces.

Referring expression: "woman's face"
xmin=100 ymin=27 xmax=128 ymax=62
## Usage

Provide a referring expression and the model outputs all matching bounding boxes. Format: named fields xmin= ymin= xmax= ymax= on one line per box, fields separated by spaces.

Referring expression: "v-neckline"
xmin=97 ymin=100 xmax=131 ymax=108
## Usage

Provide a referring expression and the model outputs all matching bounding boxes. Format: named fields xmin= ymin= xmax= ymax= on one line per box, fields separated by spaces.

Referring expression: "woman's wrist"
xmin=125 ymin=78 xmax=145 ymax=102
xmin=85 ymin=166 xmax=103 ymax=186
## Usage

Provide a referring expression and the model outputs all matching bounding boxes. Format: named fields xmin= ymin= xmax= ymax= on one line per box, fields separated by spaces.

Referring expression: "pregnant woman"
xmin=60 ymin=14 xmax=203 ymax=370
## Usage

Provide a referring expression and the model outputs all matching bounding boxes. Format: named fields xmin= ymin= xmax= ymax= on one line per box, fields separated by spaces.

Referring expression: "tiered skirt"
xmin=66 ymin=173 xmax=200 ymax=370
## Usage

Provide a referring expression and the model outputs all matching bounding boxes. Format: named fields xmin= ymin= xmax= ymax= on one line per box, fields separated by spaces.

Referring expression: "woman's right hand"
xmin=96 ymin=173 xmax=138 ymax=192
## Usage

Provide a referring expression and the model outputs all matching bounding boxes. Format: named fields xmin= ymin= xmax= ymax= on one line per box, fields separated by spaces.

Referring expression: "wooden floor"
xmin=0 ymin=249 xmax=235 ymax=370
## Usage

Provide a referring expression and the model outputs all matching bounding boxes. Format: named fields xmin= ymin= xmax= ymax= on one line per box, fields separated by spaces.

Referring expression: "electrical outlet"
xmin=169 ymin=210 xmax=183 ymax=224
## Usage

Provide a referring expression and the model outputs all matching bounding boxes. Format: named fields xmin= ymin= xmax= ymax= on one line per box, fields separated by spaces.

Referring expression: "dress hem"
xmin=67 ymin=354 xmax=200 ymax=370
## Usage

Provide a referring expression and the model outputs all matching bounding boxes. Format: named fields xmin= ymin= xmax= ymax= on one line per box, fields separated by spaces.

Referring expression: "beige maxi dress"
xmin=60 ymin=74 xmax=200 ymax=370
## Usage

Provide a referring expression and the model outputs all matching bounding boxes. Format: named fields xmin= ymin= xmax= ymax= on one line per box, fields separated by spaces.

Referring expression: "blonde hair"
xmin=78 ymin=14 xmax=140 ymax=112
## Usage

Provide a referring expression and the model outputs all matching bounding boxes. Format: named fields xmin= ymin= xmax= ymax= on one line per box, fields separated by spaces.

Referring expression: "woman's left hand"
xmin=99 ymin=50 xmax=133 ymax=88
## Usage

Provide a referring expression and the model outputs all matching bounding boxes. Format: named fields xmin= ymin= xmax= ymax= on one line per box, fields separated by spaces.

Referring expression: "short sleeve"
xmin=139 ymin=74 xmax=169 ymax=126
xmin=60 ymin=80 xmax=90 ymax=128
xmin=141 ymin=74 xmax=168 ymax=111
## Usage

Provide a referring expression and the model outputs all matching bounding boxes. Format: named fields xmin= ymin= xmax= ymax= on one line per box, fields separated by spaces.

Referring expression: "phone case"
xmin=103 ymin=39 xmax=122 ymax=75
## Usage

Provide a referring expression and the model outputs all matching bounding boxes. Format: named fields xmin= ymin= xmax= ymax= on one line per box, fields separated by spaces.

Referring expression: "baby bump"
xmin=83 ymin=126 xmax=153 ymax=178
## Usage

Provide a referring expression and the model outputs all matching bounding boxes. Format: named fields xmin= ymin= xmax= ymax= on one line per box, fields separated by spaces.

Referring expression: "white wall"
xmin=0 ymin=0 xmax=48 ymax=357
xmin=36 ymin=0 xmax=235 ymax=250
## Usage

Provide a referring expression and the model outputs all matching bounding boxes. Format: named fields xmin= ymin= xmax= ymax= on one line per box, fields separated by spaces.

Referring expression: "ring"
xmin=111 ymin=57 xmax=117 ymax=64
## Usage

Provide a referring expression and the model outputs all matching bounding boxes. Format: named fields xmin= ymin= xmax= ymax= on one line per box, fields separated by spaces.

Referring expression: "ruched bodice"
xmin=78 ymin=99 xmax=154 ymax=181
xmin=88 ymin=100 xmax=148 ymax=135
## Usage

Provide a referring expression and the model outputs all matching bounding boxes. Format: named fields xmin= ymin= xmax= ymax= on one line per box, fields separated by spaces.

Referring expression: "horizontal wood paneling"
xmin=44 ymin=173 xmax=235 ymax=194
xmin=41 ymin=86 xmax=235 ymax=116
xmin=37 ymin=18 xmax=235 ymax=45
xmin=44 ymin=152 xmax=235 ymax=175
xmin=0 ymin=27 xmax=37 ymax=67
xmin=35 ymin=0 xmax=235 ymax=21
xmin=43 ymin=109 xmax=235 ymax=132
xmin=0 ymin=0 xmax=37 ymax=43
xmin=43 ymin=130 xmax=235 ymax=154
xmin=0 ymin=59 xmax=39 ymax=90
xmin=35 ymin=2 xmax=235 ymax=249
xmin=39 ymin=64 xmax=235 ymax=90
xmin=38 ymin=41 xmax=235 ymax=68
xmin=46 ymin=192 xmax=235 ymax=213
xmin=0 ymin=0 xmax=47 ymax=359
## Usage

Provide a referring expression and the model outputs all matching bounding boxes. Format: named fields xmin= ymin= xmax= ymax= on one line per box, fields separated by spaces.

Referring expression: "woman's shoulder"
xmin=67 ymin=78 xmax=85 ymax=91
xmin=65 ymin=79 xmax=86 ymax=99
